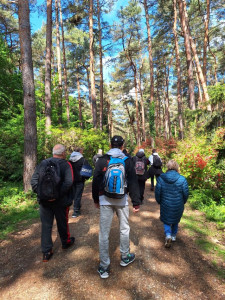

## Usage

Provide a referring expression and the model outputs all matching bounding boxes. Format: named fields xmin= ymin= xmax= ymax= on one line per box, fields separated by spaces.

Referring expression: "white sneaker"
xmin=171 ymin=236 xmax=176 ymax=242
xmin=165 ymin=236 xmax=172 ymax=248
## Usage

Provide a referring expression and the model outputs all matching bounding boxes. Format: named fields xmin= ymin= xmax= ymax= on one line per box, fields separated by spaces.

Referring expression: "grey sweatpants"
xmin=99 ymin=205 xmax=130 ymax=269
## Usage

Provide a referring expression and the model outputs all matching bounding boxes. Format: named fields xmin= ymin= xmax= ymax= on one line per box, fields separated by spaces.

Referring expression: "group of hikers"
xmin=31 ymin=135 xmax=189 ymax=279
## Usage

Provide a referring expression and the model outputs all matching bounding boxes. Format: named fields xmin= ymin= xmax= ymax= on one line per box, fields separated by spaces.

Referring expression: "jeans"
xmin=40 ymin=203 xmax=70 ymax=253
xmin=164 ymin=223 xmax=178 ymax=237
xmin=72 ymin=182 xmax=85 ymax=213
xmin=99 ymin=205 xmax=130 ymax=269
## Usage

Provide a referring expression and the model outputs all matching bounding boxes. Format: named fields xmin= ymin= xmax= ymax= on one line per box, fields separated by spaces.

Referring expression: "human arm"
xmin=155 ymin=176 xmax=162 ymax=204
xmin=182 ymin=177 xmax=189 ymax=204
xmin=30 ymin=165 xmax=40 ymax=193
xmin=92 ymin=157 xmax=106 ymax=205
xmin=60 ymin=161 xmax=73 ymax=196
xmin=125 ymin=158 xmax=141 ymax=207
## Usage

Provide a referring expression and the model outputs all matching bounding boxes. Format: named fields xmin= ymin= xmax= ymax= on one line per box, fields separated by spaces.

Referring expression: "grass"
xmin=0 ymin=182 xmax=39 ymax=240
xmin=181 ymin=204 xmax=225 ymax=279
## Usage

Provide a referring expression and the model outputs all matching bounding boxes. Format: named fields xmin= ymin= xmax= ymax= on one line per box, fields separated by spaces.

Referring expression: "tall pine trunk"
xmin=76 ymin=72 xmax=83 ymax=128
xmin=58 ymin=0 xmax=70 ymax=123
xmin=173 ymin=0 xmax=184 ymax=139
xmin=18 ymin=0 xmax=37 ymax=192
xmin=89 ymin=0 xmax=97 ymax=128
xmin=97 ymin=0 xmax=104 ymax=131
xmin=143 ymin=0 xmax=154 ymax=104
xmin=45 ymin=0 xmax=52 ymax=134
xmin=138 ymin=66 xmax=146 ymax=141
xmin=55 ymin=0 xmax=62 ymax=124
xmin=203 ymin=0 xmax=210 ymax=83
xmin=178 ymin=0 xmax=195 ymax=110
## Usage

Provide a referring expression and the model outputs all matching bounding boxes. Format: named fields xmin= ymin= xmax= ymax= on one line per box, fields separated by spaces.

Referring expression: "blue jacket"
xmin=155 ymin=170 xmax=189 ymax=225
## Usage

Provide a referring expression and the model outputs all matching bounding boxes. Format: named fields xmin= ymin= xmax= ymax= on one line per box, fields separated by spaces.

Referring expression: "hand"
xmin=133 ymin=207 xmax=139 ymax=213
xmin=95 ymin=203 xmax=100 ymax=209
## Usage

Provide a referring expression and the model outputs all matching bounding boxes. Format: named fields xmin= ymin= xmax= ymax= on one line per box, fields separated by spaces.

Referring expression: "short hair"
xmin=74 ymin=147 xmax=83 ymax=152
xmin=52 ymin=144 xmax=66 ymax=155
xmin=111 ymin=135 xmax=124 ymax=148
xmin=166 ymin=160 xmax=179 ymax=172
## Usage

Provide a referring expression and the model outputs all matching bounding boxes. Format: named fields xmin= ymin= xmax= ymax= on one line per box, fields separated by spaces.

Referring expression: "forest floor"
xmin=0 ymin=182 xmax=224 ymax=300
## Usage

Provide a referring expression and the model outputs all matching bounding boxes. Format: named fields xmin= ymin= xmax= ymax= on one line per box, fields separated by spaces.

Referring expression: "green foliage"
xmin=208 ymin=83 xmax=225 ymax=105
xmin=0 ymin=182 xmax=39 ymax=239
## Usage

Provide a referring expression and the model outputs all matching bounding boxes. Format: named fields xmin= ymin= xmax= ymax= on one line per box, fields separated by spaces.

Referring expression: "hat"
xmin=139 ymin=148 xmax=144 ymax=153
xmin=111 ymin=135 xmax=124 ymax=147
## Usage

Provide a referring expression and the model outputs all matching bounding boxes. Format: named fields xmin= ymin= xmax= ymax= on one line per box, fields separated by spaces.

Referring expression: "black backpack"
xmin=153 ymin=155 xmax=162 ymax=168
xmin=37 ymin=159 xmax=61 ymax=202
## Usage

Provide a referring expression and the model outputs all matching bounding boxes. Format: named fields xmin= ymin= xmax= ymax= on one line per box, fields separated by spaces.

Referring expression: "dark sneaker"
xmin=72 ymin=211 xmax=81 ymax=218
xmin=43 ymin=250 xmax=53 ymax=262
xmin=120 ymin=253 xmax=135 ymax=267
xmin=62 ymin=237 xmax=75 ymax=249
xmin=97 ymin=266 xmax=110 ymax=279
xmin=165 ymin=236 xmax=172 ymax=248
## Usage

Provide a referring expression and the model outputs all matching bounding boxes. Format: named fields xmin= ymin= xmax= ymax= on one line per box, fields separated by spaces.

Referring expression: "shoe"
xmin=165 ymin=236 xmax=172 ymax=248
xmin=43 ymin=250 xmax=53 ymax=262
xmin=62 ymin=237 xmax=75 ymax=249
xmin=171 ymin=236 xmax=176 ymax=242
xmin=120 ymin=253 xmax=135 ymax=267
xmin=97 ymin=266 xmax=110 ymax=279
xmin=72 ymin=211 xmax=81 ymax=218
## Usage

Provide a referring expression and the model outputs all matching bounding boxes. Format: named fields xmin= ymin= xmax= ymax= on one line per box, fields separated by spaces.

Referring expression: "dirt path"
xmin=0 ymin=182 xmax=224 ymax=300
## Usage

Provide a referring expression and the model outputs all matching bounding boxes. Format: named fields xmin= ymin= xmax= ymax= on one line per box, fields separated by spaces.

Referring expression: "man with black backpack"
xmin=148 ymin=148 xmax=163 ymax=191
xmin=92 ymin=135 xmax=141 ymax=279
xmin=31 ymin=144 xmax=75 ymax=262
xmin=132 ymin=149 xmax=150 ymax=204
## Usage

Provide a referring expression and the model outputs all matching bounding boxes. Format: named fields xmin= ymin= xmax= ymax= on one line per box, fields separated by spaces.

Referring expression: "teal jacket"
xmin=155 ymin=170 xmax=189 ymax=224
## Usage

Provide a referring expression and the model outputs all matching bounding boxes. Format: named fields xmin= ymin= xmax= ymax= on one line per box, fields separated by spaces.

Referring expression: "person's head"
xmin=111 ymin=135 xmax=124 ymax=149
xmin=52 ymin=144 xmax=66 ymax=159
xmin=97 ymin=149 xmax=103 ymax=155
xmin=74 ymin=147 xmax=83 ymax=153
xmin=166 ymin=160 xmax=179 ymax=172
xmin=139 ymin=148 xmax=144 ymax=153
xmin=152 ymin=149 xmax=156 ymax=154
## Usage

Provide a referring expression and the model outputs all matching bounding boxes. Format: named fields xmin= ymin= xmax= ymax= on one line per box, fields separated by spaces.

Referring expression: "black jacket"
xmin=132 ymin=151 xmax=150 ymax=181
xmin=70 ymin=157 xmax=89 ymax=183
xmin=92 ymin=154 xmax=141 ymax=207
xmin=31 ymin=157 xmax=74 ymax=207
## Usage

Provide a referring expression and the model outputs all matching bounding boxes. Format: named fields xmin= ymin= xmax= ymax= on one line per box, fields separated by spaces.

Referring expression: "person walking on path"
xmin=92 ymin=135 xmax=141 ymax=279
xmin=148 ymin=149 xmax=163 ymax=191
xmin=93 ymin=149 xmax=103 ymax=166
xmin=132 ymin=148 xmax=150 ymax=204
xmin=31 ymin=144 xmax=75 ymax=262
xmin=155 ymin=159 xmax=189 ymax=248
xmin=69 ymin=147 xmax=90 ymax=218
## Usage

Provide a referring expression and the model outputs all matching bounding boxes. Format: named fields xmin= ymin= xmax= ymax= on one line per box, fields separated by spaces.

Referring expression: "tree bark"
xmin=55 ymin=0 xmax=62 ymax=124
xmin=143 ymin=0 xmax=154 ymax=104
xmin=76 ymin=72 xmax=83 ymax=128
xmin=178 ymin=0 xmax=195 ymax=110
xmin=203 ymin=0 xmax=210 ymax=83
xmin=97 ymin=0 xmax=104 ymax=131
xmin=138 ymin=64 xmax=146 ymax=141
xmin=134 ymin=68 xmax=141 ymax=146
xmin=45 ymin=0 xmax=52 ymax=134
xmin=173 ymin=0 xmax=184 ymax=139
xmin=58 ymin=0 xmax=70 ymax=123
xmin=18 ymin=0 xmax=37 ymax=192
xmin=89 ymin=0 xmax=97 ymax=128
xmin=124 ymin=102 xmax=137 ymax=144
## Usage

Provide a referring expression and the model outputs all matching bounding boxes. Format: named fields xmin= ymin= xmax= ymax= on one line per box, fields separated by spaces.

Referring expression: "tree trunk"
xmin=178 ymin=0 xmax=195 ymax=110
xmin=156 ymin=71 xmax=161 ymax=136
xmin=76 ymin=72 xmax=83 ymax=128
xmin=143 ymin=0 xmax=154 ymax=104
xmin=124 ymin=102 xmax=137 ymax=144
xmin=58 ymin=0 xmax=70 ymax=123
xmin=18 ymin=0 xmax=37 ymax=192
xmin=89 ymin=0 xmax=97 ymax=128
xmin=45 ymin=0 xmax=52 ymax=134
xmin=138 ymin=67 xmax=146 ymax=141
xmin=194 ymin=61 xmax=203 ymax=104
xmin=55 ymin=0 xmax=62 ymax=124
xmin=203 ymin=0 xmax=210 ymax=83
xmin=107 ymin=97 xmax=112 ymax=139
xmin=97 ymin=0 xmax=104 ymax=131
xmin=173 ymin=0 xmax=184 ymax=139
xmin=134 ymin=68 xmax=141 ymax=146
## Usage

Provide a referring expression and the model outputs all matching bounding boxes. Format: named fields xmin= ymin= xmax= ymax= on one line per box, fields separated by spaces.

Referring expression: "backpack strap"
xmin=67 ymin=161 xmax=74 ymax=182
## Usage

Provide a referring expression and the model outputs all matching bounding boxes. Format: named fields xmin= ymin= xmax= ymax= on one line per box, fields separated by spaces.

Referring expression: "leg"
xmin=163 ymin=223 xmax=172 ymax=237
xmin=54 ymin=204 xmax=72 ymax=246
xmin=138 ymin=180 xmax=145 ymax=203
xmin=73 ymin=182 xmax=85 ymax=215
xmin=116 ymin=205 xmax=130 ymax=258
xmin=40 ymin=204 xmax=54 ymax=253
xmin=99 ymin=205 xmax=114 ymax=269
xmin=150 ymin=176 xmax=154 ymax=190
xmin=171 ymin=223 xmax=178 ymax=236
